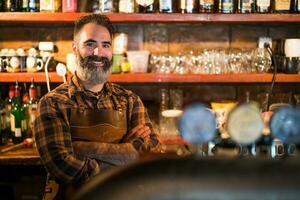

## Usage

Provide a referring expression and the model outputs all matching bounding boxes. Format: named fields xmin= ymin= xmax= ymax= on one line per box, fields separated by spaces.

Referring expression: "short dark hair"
xmin=74 ymin=14 xmax=115 ymax=39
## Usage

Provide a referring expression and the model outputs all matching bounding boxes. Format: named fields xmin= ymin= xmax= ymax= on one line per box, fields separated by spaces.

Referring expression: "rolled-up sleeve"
xmin=34 ymin=96 xmax=100 ymax=185
xmin=126 ymin=95 xmax=161 ymax=152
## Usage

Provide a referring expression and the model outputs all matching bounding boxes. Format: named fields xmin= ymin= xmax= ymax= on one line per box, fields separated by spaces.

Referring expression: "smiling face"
xmin=73 ymin=23 xmax=113 ymax=85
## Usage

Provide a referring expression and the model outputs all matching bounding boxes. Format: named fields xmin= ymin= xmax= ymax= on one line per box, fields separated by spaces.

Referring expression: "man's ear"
xmin=72 ymin=41 xmax=77 ymax=54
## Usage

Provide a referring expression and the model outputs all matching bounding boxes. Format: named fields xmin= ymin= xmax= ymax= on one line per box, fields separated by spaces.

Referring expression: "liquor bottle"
xmin=256 ymin=0 xmax=271 ymax=12
xmin=238 ymin=0 xmax=255 ymax=13
xmin=220 ymin=0 xmax=235 ymax=13
xmin=21 ymin=83 xmax=30 ymax=138
xmin=179 ymin=0 xmax=198 ymax=13
xmin=119 ymin=0 xmax=134 ymax=13
xmin=290 ymin=0 xmax=300 ymax=12
xmin=28 ymin=79 xmax=38 ymax=133
xmin=0 ymin=0 xmax=4 ymax=11
xmin=159 ymin=0 xmax=178 ymax=13
xmin=272 ymin=0 xmax=291 ymax=13
xmin=62 ymin=0 xmax=77 ymax=12
xmin=40 ymin=0 xmax=61 ymax=12
xmin=4 ymin=0 xmax=18 ymax=11
xmin=6 ymin=85 xmax=14 ymax=114
xmin=136 ymin=0 xmax=158 ymax=13
xmin=10 ymin=81 xmax=25 ymax=144
xmin=94 ymin=0 xmax=113 ymax=13
xmin=21 ymin=0 xmax=29 ymax=11
xmin=199 ymin=0 xmax=215 ymax=13
xmin=28 ymin=0 xmax=39 ymax=12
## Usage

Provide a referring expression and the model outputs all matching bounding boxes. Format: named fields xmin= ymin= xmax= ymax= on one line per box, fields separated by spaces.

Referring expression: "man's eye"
xmin=103 ymin=43 xmax=111 ymax=48
xmin=85 ymin=42 xmax=95 ymax=47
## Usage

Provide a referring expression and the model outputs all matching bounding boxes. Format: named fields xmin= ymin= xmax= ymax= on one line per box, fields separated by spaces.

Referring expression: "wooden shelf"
xmin=0 ymin=72 xmax=65 ymax=83
xmin=110 ymin=73 xmax=300 ymax=83
xmin=1 ymin=72 xmax=300 ymax=83
xmin=0 ymin=13 xmax=300 ymax=23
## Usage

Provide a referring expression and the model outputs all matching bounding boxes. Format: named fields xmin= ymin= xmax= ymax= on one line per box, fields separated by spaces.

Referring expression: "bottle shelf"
xmin=0 ymin=13 xmax=300 ymax=23
xmin=1 ymin=72 xmax=300 ymax=83
xmin=0 ymin=72 xmax=64 ymax=83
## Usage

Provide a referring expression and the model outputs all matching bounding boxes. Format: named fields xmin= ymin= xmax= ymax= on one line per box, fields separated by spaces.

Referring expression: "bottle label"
xmin=159 ymin=0 xmax=172 ymax=11
xmin=186 ymin=0 xmax=195 ymax=12
xmin=22 ymin=0 xmax=29 ymax=9
xmin=10 ymin=113 xmax=15 ymax=132
xmin=63 ymin=0 xmax=77 ymax=12
xmin=29 ymin=0 xmax=37 ymax=9
xmin=136 ymin=0 xmax=154 ymax=7
xmin=274 ymin=0 xmax=291 ymax=10
xmin=15 ymin=128 xmax=21 ymax=138
xmin=180 ymin=0 xmax=186 ymax=9
xmin=40 ymin=0 xmax=55 ymax=11
xmin=222 ymin=0 xmax=234 ymax=12
xmin=298 ymin=4 xmax=300 ymax=11
xmin=98 ymin=0 xmax=113 ymax=13
xmin=200 ymin=0 xmax=214 ymax=6
xmin=256 ymin=0 xmax=270 ymax=8
xmin=0 ymin=111 xmax=6 ymax=130
xmin=239 ymin=0 xmax=252 ymax=11
xmin=29 ymin=108 xmax=37 ymax=124
xmin=21 ymin=119 xmax=27 ymax=131
xmin=119 ymin=0 xmax=134 ymax=13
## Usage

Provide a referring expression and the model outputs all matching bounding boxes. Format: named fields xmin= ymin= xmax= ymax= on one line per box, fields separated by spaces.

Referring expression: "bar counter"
xmin=0 ymin=145 xmax=46 ymax=200
xmin=0 ymin=145 xmax=41 ymax=166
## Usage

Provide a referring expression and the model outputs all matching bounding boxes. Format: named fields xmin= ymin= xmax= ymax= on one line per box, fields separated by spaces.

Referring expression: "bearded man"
xmin=34 ymin=14 xmax=160 ymax=199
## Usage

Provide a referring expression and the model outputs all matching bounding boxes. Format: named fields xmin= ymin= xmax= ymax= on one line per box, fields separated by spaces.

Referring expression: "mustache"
xmin=80 ymin=55 xmax=111 ymax=70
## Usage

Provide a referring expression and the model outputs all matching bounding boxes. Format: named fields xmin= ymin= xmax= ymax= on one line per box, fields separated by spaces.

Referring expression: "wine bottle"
xmin=220 ymin=0 xmax=235 ymax=13
xmin=28 ymin=0 xmax=39 ymax=12
xmin=119 ymin=0 xmax=134 ymax=13
xmin=28 ymin=79 xmax=38 ymax=132
xmin=10 ymin=81 xmax=25 ymax=144
xmin=199 ymin=0 xmax=215 ymax=13
xmin=21 ymin=0 xmax=29 ymax=12
xmin=179 ymin=0 xmax=198 ymax=13
xmin=273 ymin=0 xmax=291 ymax=13
xmin=21 ymin=83 xmax=30 ymax=138
xmin=0 ymin=0 xmax=5 ymax=12
xmin=159 ymin=0 xmax=178 ymax=13
xmin=238 ymin=0 xmax=255 ymax=13
xmin=290 ymin=0 xmax=300 ymax=12
xmin=256 ymin=0 xmax=271 ymax=13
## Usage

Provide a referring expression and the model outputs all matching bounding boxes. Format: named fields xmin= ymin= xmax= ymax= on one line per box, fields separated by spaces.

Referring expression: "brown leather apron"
xmin=70 ymin=93 xmax=127 ymax=143
xmin=55 ymin=93 xmax=129 ymax=200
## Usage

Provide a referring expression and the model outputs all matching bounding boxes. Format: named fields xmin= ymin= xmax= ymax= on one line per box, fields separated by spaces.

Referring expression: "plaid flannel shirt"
xmin=34 ymin=75 xmax=160 ymax=185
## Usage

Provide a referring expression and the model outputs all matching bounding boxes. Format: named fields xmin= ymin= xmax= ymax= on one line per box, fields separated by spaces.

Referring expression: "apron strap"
xmin=111 ymin=95 xmax=123 ymax=113
xmin=75 ymin=93 xmax=86 ymax=112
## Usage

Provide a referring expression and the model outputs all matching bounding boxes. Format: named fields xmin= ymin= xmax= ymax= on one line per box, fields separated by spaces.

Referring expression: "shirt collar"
xmin=68 ymin=73 xmax=116 ymax=98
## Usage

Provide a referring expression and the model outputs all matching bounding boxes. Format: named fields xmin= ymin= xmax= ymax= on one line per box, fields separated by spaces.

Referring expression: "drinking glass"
xmin=227 ymin=49 xmax=244 ymax=74
xmin=251 ymin=48 xmax=272 ymax=73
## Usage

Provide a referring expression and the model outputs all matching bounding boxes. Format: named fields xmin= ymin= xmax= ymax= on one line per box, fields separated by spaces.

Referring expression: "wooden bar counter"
xmin=0 ymin=145 xmax=45 ymax=200
xmin=0 ymin=145 xmax=42 ymax=166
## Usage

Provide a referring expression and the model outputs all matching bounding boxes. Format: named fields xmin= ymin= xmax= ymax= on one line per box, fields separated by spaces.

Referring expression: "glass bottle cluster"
xmin=0 ymin=0 xmax=299 ymax=13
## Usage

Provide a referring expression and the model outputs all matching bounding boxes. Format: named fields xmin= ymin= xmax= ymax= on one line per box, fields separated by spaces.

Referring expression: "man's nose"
xmin=93 ymin=46 xmax=104 ymax=56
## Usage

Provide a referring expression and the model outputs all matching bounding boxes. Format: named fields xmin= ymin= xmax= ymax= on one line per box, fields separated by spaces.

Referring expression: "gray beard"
xmin=76 ymin=64 xmax=109 ymax=85
xmin=76 ymin=52 xmax=111 ymax=85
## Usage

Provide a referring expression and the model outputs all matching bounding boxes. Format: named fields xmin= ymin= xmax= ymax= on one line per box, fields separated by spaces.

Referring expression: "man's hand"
xmin=130 ymin=124 xmax=151 ymax=140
